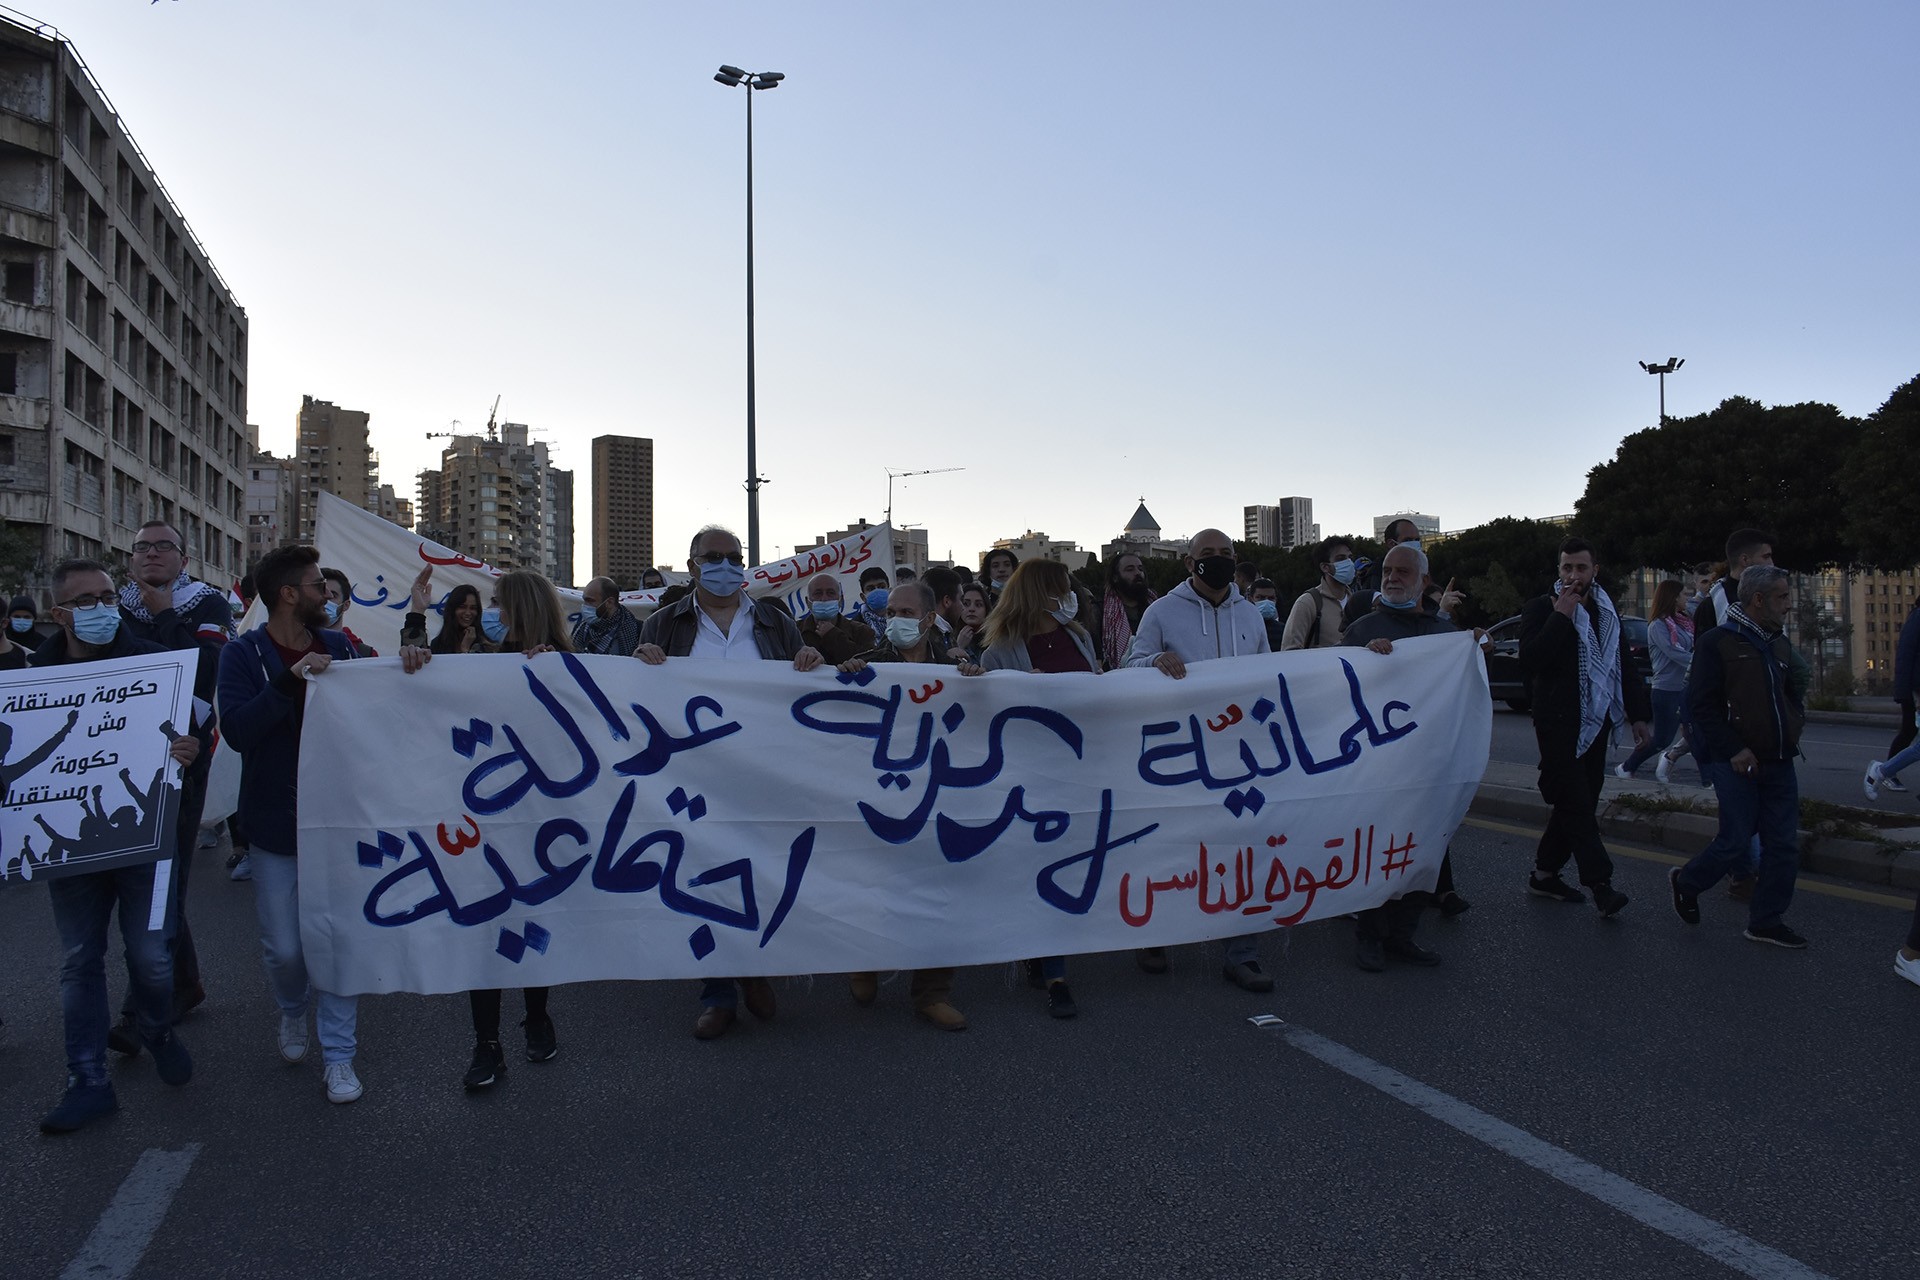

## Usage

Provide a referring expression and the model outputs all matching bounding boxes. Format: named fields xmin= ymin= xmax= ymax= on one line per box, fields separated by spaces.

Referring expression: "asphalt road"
xmin=1489 ymin=706 xmax=1920 ymax=820
xmin=3 ymin=824 xmax=1917 ymax=1279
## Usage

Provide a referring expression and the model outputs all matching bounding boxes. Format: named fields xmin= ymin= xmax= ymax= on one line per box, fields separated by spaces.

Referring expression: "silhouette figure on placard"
xmin=0 ymin=709 xmax=80 ymax=801
xmin=19 ymin=729 xmax=175 ymax=874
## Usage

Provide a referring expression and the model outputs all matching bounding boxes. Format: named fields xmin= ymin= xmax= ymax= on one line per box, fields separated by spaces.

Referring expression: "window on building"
xmin=3 ymin=261 xmax=32 ymax=304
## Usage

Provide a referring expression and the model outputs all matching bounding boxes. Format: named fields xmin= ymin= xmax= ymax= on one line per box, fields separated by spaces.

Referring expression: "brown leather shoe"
xmin=848 ymin=973 xmax=878 ymax=1006
xmin=740 ymin=977 xmax=777 ymax=1021
xmin=916 ymin=1001 xmax=968 ymax=1031
xmin=1728 ymin=876 xmax=1756 ymax=902
xmin=693 ymin=1006 xmax=736 ymax=1040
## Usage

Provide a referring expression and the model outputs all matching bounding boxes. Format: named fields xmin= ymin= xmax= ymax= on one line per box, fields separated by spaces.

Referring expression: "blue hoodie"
xmin=215 ymin=624 xmax=358 ymax=855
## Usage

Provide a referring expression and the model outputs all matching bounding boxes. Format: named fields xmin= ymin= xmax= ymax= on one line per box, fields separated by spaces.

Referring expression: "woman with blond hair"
xmin=1616 ymin=578 xmax=1694 ymax=780
xmin=979 ymin=558 xmax=1100 ymax=1017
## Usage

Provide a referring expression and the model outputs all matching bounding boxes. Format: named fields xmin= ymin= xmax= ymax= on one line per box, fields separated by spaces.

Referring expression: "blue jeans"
xmin=251 ymin=849 xmax=358 ymax=1064
xmin=1882 ymin=735 xmax=1920 ymax=782
xmin=1621 ymin=688 xmax=1686 ymax=773
xmin=49 ymin=862 xmax=174 ymax=1086
xmin=1678 ymin=761 xmax=1799 ymax=928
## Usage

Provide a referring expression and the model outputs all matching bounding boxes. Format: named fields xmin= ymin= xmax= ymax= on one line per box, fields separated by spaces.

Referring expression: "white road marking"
xmin=1283 ymin=1027 xmax=1831 ymax=1280
xmin=61 ymin=1143 xmax=201 ymax=1280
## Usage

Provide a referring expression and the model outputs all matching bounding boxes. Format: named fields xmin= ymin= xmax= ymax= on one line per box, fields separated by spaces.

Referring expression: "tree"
xmin=0 ymin=520 xmax=40 ymax=594
xmin=1574 ymin=396 xmax=1859 ymax=571
xmin=1839 ymin=374 xmax=1920 ymax=568
xmin=1425 ymin=518 xmax=1569 ymax=627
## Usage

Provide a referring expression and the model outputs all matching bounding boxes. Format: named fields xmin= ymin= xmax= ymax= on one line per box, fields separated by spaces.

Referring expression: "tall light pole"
xmin=1638 ymin=357 xmax=1684 ymax=426
xmin=714 ymin=65 xmax=784 ymax=565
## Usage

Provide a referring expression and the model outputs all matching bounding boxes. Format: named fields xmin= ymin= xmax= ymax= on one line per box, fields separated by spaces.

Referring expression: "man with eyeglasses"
xmin=634 ymin=525 xmax=825 ymax=1040
xmin=217 ymin=544 xmax=430 ymax=1104
xmin=28 ymin=558 xmax=200 ymax=1133
xmin=95 ymin=522 xmax=232 ymax=1054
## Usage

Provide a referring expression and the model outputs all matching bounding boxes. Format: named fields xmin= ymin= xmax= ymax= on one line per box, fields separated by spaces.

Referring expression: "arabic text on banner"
xmin=1 ymin=651 xmax=198 ymax=883
xmin=295 ymin=634 xmax=1491 ymax=995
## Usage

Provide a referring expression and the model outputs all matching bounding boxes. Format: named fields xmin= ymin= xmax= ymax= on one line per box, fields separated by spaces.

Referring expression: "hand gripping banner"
xmin=296 ymin=634 xmax=1491 ymax=995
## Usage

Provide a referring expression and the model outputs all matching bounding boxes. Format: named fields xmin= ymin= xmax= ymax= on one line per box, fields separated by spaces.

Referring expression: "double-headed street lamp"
xmin=713 ymin=65 xmax=784 ymax=566
xmin=1638 ymin=356 xmax=1684 ymax=426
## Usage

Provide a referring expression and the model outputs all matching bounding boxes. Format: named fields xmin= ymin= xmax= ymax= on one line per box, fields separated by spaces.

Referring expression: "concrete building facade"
xmin=416 ymin=423 xmax=573 ymax=582
xmin=244 ymin=449 xmax=291 ymax=568
xmin=293 ymin=395 xmax=373 ymax=542
xmin=591 ymin=433 xmax=652 ymax=587
xmin=1244 ymin=496 xmax=1318 ymax=550
xmin=0 ymin=15 xmax=251 ymax=595
xmin=1373 ymin=511 xmax=1441 ymax=540
xmin=984 ymin=530 xmax=1093 ymax=572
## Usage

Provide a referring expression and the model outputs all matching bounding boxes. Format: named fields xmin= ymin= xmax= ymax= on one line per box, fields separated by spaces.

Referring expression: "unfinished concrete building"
xmin=0 ymin=12 xmax=251 ymax=594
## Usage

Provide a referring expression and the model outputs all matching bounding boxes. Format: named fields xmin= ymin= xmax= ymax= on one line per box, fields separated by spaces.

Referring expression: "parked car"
xmin=1483 ymin=613 xmax=1652 ymax=713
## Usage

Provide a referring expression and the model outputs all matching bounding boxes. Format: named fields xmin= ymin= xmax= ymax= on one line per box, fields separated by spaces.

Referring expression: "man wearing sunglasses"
xmin=98 ymin=523 xmax=233 ymax=1057
xmin=634 ymin=525 xmax=825 ymax=1040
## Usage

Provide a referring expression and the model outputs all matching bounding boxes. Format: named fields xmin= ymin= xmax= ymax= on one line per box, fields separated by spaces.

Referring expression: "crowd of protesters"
xmin=7 ymin=510 xmax=1914 ymax=1139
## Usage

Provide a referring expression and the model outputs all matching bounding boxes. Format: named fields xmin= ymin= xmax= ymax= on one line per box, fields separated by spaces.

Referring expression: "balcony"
xmin=0 ymin=296 xmax=50 ymax=339
xmin=0 ymin=393 xmax=49 ymax=428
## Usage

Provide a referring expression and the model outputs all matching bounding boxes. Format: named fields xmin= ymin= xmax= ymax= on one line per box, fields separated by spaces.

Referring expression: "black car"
xmin=1484 ymin=614 xmax=1652 ymax=712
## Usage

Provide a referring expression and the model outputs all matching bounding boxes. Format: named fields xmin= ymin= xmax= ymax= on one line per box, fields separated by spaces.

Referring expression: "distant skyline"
xmin=25 ymin=1 xmax=1919 ymax=580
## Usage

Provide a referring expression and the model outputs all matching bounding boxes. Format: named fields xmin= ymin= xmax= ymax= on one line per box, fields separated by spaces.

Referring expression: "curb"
xmin=1807 ymin=709 xmax=1900 ymax=730
xmin=1468 ymin=783 xmax=1919 ymax=895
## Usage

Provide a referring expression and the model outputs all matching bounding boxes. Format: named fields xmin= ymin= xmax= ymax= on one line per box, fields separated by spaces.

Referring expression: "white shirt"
xmin=689 ymin=599 xmax=759 ymax=661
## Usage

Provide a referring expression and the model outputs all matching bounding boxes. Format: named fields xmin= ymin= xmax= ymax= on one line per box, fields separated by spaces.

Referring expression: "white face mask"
xmin=1051 ymin=591 xmax=1079 ymax=623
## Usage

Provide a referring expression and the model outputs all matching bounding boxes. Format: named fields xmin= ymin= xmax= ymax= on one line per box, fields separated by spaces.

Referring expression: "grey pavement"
xmin=4 ymin=825 xmax=1919 ymax=1278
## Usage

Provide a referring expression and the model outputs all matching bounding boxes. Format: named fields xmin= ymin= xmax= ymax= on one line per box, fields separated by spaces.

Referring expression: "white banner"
xmin=1 ymin=651 xmax=198 ymax=882
xmin=295 ymin=635 xmax=1490 ymax=995
xmin=306 ymin=490 xmax=891 ymax=657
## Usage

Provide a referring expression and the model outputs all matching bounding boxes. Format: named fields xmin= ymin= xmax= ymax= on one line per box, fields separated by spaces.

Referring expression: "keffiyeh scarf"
xmin=1101 ymin=587 xmax=1153 ymax=672
xmin=1554 ymin=579 xmax=1626 ymax=755
xmin=118 ymin=571 xmax=225 ymax=624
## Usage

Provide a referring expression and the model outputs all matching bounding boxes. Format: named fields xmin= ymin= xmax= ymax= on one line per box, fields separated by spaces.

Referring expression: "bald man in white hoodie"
xmin=1125 ymin=527 xmax=1273 ymax=990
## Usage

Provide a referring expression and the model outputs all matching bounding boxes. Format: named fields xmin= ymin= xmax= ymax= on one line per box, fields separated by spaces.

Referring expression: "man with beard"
xmin=1090 ymin=552 xmax=1156 ymax=673
xmin=570 ymin=576 xmax=642 ymax=656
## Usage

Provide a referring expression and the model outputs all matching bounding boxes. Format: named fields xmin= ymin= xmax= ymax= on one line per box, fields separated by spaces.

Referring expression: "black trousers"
xmin=1534 ymin=723 xmax=1615 ymax=887
xmin=471 ymin=987 xmax=549 ymax=1042
xmin=1356 ymin=895 xmax=1425 ymax=942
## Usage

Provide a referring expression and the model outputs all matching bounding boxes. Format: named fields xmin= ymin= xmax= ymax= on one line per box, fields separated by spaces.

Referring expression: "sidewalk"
xmin=1470 ymin=759 xmax=1920 ymax=893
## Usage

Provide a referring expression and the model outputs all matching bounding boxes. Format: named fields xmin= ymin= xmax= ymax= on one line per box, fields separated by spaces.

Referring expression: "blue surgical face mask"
xmin=885 ymin=616 xmax=923 ymax=649
xmin=480 ymin=607 xmax=509 ymax=643
xmin=864 ymin=588 xmax=889 ymax=612
xmin=698 ymin=560 xmax=746 ymax=597
xmin=322 ymin=600 xmax=341 ymax=626
xmin=1380 ymin=593 xmax=1418 ymax=612
xmin=72 ymin=603 xmax=121 ymax=646
xmin=8 ymin=616 xmax=32 ymax=634
xmin=1331 ymin=559 xmax=1356 ymax=585
xmin=809 ymin=600 xmax=842 ymax=620
xmin=1256 ymin=599 xmax=1278 ymax=621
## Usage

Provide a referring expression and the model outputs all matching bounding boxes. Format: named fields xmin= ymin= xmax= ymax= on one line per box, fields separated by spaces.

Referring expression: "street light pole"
xmin=714 ymin=65 xmax=785 ymax=564
xmin=1638 ymin=356 xmax=1685 ymax=426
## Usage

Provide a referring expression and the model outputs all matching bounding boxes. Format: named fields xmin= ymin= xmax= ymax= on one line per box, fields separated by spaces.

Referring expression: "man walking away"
xmin=1670 ymin=566 xmax=1809 ymax=948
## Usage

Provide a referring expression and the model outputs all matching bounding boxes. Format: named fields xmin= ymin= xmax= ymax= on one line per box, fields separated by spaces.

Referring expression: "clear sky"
xmin=28 ymin=0 xmax=1919 ymax=580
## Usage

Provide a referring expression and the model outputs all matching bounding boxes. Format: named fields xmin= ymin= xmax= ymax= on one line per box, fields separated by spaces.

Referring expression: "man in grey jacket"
xmin=1125 ymin=527 xmax=1274 ymax=990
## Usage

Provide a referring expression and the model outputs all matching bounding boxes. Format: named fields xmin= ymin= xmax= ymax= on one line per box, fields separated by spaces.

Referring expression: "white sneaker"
xmin=324 ymin=1061 xmax=363 ymax=1104
xmin=229 ymin=854 xmax=252 ymax=882
xmin=1884 ymin=776 xmax=1909 ymax=793
xmin=1864 ymin=762 xmax=1886 ymax=801
xmin=1896 ymin=951 xmax=1920 ymax=990
xmin=1612 ymin=764 xmax=1633 ymax=779
xmin=1655 ymin=752 xmax=1674 ymax=784
xmin=278 ymin=1014 xmax=309 ymax=1064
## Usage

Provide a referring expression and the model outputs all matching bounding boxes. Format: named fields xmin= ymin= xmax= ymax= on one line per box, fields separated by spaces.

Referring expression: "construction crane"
xmin=424 ymin=419 xmax=464 ymax=441
xmin=885 ymin=466 xmax=964 ymax=529
xmin=424 ymin=397 xmax=507 ymax=443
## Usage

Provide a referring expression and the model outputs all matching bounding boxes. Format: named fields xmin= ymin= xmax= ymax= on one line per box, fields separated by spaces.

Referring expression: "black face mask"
xmin=1192 ymin=555 xmax=1236 ymax=592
